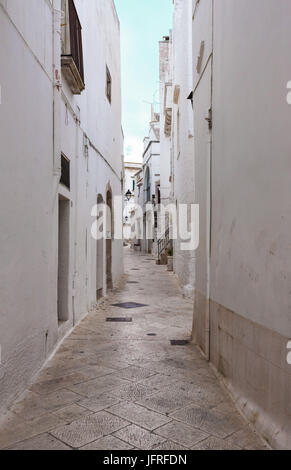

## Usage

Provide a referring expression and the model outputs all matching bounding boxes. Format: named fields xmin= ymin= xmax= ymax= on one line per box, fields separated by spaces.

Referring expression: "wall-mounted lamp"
xmin=125 ymin=190 xmax=132 ymax=201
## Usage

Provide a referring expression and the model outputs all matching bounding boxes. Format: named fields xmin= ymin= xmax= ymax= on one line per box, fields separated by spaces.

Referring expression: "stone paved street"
xmin=0 ymin=248 xmax=269 ymax=450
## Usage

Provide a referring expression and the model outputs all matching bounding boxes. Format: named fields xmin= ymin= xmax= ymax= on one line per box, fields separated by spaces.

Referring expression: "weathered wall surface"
xmin=0 ymin=0 xmax=123 ymax=416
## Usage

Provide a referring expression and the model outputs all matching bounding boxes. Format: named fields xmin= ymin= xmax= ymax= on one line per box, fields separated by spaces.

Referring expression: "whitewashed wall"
xmin=171 ymin=0 xmax=196 ymax=297
xmin=192 ymin=0 xmax=291 ymax=449
xmin=0 ymin=0 xmax=123 ymax=416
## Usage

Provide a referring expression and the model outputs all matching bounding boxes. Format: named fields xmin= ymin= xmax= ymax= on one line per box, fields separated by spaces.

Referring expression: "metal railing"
xmin=157 ymin=227 xmax=170 ymax=263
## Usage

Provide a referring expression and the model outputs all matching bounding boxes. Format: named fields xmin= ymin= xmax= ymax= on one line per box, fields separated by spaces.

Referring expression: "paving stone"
xmin=114 ymin=424 xmax=167 ymax=450
xmin=53 ymin=404 xmax=93 ymax=423
xmin=29 ymin=372 xmax=93 ymax=395
xmin=170 ymin=382 xmax=226 ymax=408
xmin=137 ymin=389 xmax=195 ymax=414
xmin=50 ymin=411 xmax=129 ymax=448
xmin=108 ymin=402 xmax=171 ymax=431
xmin=192 ymin=436 xmax=240 ymax=450
xmin=67 ymin=375 xmax=129 ymax=397
xmin=77 ymin=394 xmax=121 ymax=412
xmin=114 ymin=366 xmax=156 ymax=382
xmin=214 ymin=401 xmax=240 ymax=415
xmin=226 ymin=426 xmax=270 ymax=450
xmin=11 ymin=389 xmax=81 ymax=421
xmin=154 ymin=421 xmax=209 ymax=447
xmin=139 ymin=374 xmax=180 ymax=390
xmin=91 ymin=359 xmax=131 ymax=370
xmin=6 ymin=433 xmax=71 ymax=450
xmin=170 ymin=405 xmax=245 ymax=438
xmin=80 ymin=435 xmax=134 ymax=450
xmin=110 ymin=382 xmax=156 ymax=401
xmin=0 ymin=413 xmax=66 ymax=449
xmin=151 ymin=440 xmax=188 ymax=450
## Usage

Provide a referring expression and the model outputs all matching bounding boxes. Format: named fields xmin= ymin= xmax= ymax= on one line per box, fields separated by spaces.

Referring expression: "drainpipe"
xmin=52 ymin=0 xmax=62 ymax=177
xmin=73 ymin=112 xmax=80 ymax=326
xmin=205 ymin=0 xmax=214 ymax=361
xmin=205 ymin=126 xmax=212 ymax=361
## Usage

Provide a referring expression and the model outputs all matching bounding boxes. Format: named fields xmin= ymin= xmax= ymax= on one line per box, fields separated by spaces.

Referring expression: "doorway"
xmin=58 ymin=196 xmax=70 ymax=323
xmin=96 ymin=194 xmax=104 ymax=300
xmin=106 ymin=188 xmax=113 ymax=291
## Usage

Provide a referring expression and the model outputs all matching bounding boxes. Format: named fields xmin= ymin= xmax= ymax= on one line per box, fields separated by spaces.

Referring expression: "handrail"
xmin=157 ymin=227 xmax=170 ymax=262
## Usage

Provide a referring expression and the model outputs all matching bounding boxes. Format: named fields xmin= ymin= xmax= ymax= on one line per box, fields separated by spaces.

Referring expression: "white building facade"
xmin=0 ymin=0 xmax=123 ymax=416
xmin=191 ymin=0 xmax=291 ymax=449
xmin=138 ymin=118 xmax=161 ymax=254
xmin=123 ymin=161 xmax=142 ymax=241
xmin=158 ymin=5 xmax=196 ymax=289
xmin=171 ymin=0 xmax=196 ymax=297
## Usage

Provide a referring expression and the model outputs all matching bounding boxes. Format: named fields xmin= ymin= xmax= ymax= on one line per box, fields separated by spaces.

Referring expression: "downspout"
xmin=52 ymin=0 xmax=62 ymax=179
xmin=205 ymin=0 xmax=214 ymax=361
xmin=205 ymin=122 xmax=212 ymax=361
xmin=73 ymin=112 xmax=80 ymax=327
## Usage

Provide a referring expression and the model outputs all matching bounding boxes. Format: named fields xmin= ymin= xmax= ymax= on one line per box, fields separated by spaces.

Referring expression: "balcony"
xmin=61 ymin=0 xmax=85 ymax=95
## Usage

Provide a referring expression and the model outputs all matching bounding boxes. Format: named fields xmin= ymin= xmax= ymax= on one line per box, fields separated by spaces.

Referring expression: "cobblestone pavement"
xmin=0 ymin=248 xmax=269 ymax=450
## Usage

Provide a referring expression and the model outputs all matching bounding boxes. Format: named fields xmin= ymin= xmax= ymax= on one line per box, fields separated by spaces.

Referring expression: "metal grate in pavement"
xmin=170 ymin=340 xmax=189 ymax=346
xmin=127 ymin=281 xmax=139 ymax=284
xmin=111 ymin=302 xmax=148 ymax=309
xmin=106 ymin=317 xmax=132 ymax=322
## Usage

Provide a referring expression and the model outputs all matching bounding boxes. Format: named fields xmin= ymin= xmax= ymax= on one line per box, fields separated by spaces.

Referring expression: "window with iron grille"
xmin=106 ymin=66 xmax=112 ymax=103
xmin=61 ymin=0 xmax=85 ymax=94
xmin=60 ymin=154 xmax=70 ymax=190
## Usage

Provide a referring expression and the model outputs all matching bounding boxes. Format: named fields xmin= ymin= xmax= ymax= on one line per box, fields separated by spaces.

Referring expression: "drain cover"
xmin=170 ymin=340 xmax=189 ymax=346
xmin=131 ymin=268 xmax=140 ymax=271
xmin=147 ymin=333 xmax=156 ymax=337
xmin=106 ymin=317 xmax=132 ymax=322
xmin=112 ymin=302 xmax=148 ymax=309
xmin=127 ymin=281 xmax=139 ymax=284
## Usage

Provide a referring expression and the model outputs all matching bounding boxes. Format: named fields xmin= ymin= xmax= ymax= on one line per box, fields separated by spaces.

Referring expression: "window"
xmin=60 ymin=154 xmax=70 ymax=190
xmin=106 ymin=66 xmax=112 ymax=103
xmin=61 ymin=0 xmax=85 ymax=94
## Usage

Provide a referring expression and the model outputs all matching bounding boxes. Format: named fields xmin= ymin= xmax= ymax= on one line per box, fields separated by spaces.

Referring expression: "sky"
xmin=114 ymin=0 xmax=173 ymax=163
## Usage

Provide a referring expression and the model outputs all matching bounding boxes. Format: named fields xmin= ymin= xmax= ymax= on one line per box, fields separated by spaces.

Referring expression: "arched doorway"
xmin=96 ymin=194 xmax=104 ymax=300
xmin=106 ymin=188 xmax=113 ymax=291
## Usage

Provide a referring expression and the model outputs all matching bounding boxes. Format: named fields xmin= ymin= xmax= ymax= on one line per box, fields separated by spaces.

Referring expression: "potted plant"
xmin=167 ymin=248 xmax=173 ymax=272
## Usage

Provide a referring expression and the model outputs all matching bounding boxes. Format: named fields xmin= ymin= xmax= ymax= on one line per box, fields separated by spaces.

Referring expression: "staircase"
xmin=157 ymin=226 xmax=170 ymax=265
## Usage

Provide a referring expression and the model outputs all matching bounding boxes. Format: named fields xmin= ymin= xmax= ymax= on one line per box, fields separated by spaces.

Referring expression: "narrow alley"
xmin=0 ymin=249 xmax=268 ymax=450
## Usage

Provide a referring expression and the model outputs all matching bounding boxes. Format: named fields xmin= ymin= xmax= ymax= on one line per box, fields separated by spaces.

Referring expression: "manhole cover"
xmin=170 ymin=340 xmax=189 ymax=346
xmin=106 ymin=317 xmax=132 ymax=322
xmin=111 ymin=302 xmax=148 ymax=309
